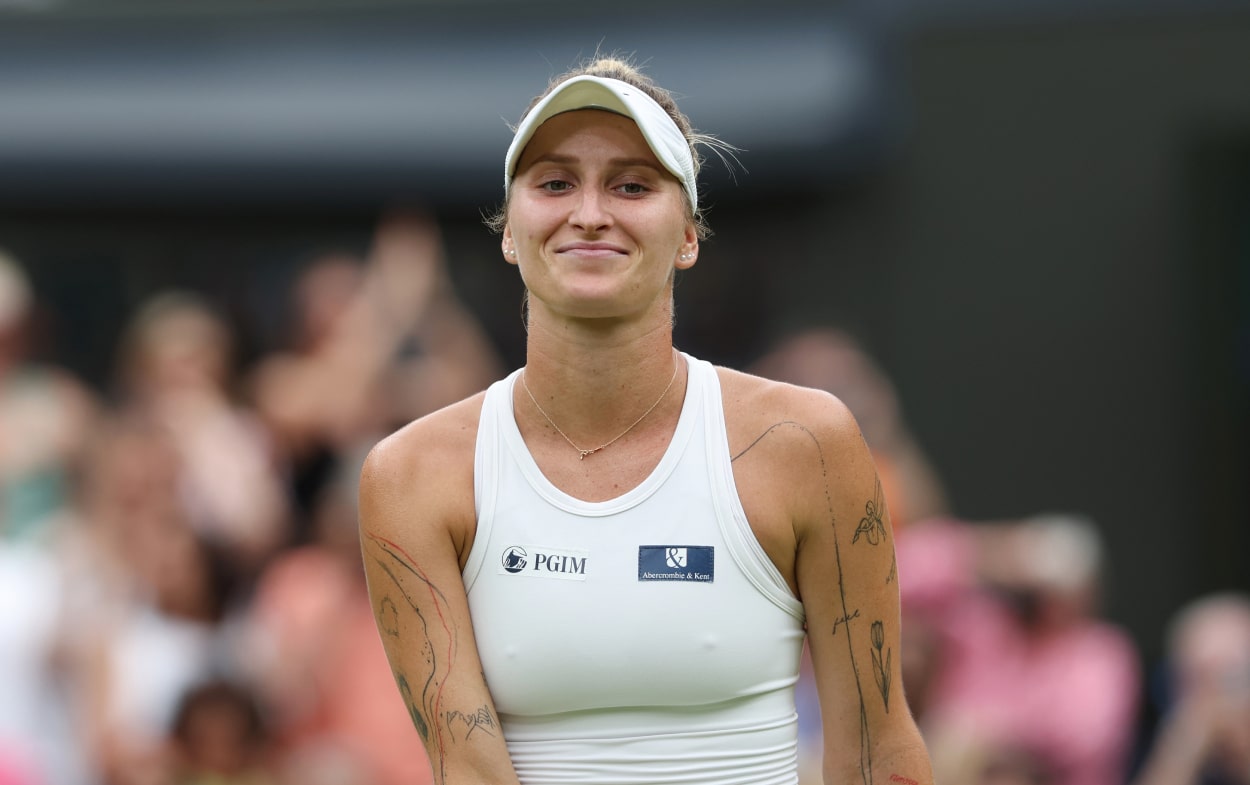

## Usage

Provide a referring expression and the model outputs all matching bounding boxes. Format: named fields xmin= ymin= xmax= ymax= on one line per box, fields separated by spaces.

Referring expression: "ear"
xmin=675 ymin=225 xmax=699 ymax=270
xmin=502 ymin=226 xmax=518 ymax=266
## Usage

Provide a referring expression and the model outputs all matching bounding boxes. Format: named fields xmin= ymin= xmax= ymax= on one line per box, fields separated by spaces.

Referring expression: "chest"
xmin=465 ymin=452 xmax=803 ymax=717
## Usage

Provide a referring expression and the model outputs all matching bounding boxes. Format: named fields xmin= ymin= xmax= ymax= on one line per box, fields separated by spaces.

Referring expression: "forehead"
xmin=513 ymin=109 xmax=666 ymax=174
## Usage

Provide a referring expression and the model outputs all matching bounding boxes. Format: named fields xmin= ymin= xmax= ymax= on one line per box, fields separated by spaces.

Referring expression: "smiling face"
xmin=503 ymin=109 xmax=698 ymax=324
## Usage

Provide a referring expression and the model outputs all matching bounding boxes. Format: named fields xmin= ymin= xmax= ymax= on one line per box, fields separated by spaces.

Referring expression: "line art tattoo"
xmin=886 ymin=554 xmax=897 ymax=586
xmin=397 ymin=673 xmax=429 ymax=741
xmin=731 ymin=424 xmax=781 ymax=462
xmin=364 ymin=532 xmax=457 ymax=783
xmin=832 ymin=608 xmax=862 ymax=637
xmin=379 ymin=596 xmax=401 ymax=637
xmin=870 ymin=620 xmax=892 ymax=712
xmin=445 ymin=705 xmax=500 ymax=741
xmin=739 ymin=421 xmax=874 ymax=785
xmin=853 ymin=477 xmax=888 ymax=546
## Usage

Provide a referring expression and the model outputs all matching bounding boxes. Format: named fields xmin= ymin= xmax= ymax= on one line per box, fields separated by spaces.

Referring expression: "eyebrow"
xmin=528 ymin=154 xmax=664 ymax=172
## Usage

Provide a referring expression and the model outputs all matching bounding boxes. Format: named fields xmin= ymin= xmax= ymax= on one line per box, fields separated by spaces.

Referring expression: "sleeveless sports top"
xmin=463 ymin=353 xmax=807 ymax=785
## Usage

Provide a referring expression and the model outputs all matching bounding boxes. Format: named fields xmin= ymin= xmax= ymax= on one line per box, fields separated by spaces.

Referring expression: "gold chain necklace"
xmin=521 ymin=353 xmax=679 ymax=460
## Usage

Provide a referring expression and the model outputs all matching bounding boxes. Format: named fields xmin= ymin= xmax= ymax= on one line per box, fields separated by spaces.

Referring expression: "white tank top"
xmin=464 ymin=353 xmax=806 ymax=785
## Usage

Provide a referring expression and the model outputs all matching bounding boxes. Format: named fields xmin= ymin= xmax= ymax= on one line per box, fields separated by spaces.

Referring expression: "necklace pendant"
xmin=579 ymin=450 xmax=591 ymax=460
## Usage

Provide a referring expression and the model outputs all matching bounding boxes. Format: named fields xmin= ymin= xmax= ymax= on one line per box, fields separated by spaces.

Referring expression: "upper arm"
xmin=358 ymin=410 xmax=520 ymax=785
xmin=785 ymin=393 xmax=934 ymax=785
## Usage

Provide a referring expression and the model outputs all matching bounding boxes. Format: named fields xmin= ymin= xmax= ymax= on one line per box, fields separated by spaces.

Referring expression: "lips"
xmin=555 ymin=242 xmax=627 ymax=258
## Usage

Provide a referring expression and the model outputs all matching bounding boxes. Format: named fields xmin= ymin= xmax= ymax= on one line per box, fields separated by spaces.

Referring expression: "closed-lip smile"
xmin=556 ymin=241 xmax=627 ymax=257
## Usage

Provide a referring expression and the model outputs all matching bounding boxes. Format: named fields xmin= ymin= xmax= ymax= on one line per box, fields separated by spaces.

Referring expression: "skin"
xmin=359 ymin=106 xmax=934 ymax=785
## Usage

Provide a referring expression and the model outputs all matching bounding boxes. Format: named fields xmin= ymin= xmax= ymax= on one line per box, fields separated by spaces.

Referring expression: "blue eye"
xmin=541 ymin=180 xmax=572 ymax=193
xmin=618 ymin=182 xmax=648 ymax=195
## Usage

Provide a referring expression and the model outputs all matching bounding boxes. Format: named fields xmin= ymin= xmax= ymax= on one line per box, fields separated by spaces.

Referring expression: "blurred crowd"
xmin=1 ymin=213 xmax=1247 ymax=785
xmin=0 ymin=212 xmax=501 ymax=785
xmin=758 ymin=331 xmax=1250 ymax=785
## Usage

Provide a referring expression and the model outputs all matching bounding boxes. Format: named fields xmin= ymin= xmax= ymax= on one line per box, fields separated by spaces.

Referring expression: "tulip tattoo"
xmin=870 ymin=620 xmax=891 ymax=712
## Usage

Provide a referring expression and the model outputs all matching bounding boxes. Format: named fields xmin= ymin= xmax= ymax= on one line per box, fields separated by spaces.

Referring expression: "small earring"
xmin=505 ymin=248 xmax=516 ymax=257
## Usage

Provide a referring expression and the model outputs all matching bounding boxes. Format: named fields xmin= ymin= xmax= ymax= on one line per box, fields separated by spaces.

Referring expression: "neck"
xmin=520 ymin=302 xmax=680 ymax=444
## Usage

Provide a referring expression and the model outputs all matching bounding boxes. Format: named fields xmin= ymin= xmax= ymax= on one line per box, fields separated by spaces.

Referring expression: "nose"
xmin=568 ymin=186 xmax=612 ymax=232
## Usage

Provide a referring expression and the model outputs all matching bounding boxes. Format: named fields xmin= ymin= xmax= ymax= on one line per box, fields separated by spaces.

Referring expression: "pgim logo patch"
xmin=499 ymin=545 xmax=589 ymax=580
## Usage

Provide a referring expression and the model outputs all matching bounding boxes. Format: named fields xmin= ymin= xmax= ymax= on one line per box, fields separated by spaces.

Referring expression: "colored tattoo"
xmin=364 ymin=532 xmax=458 ymax=783
xmin=852 ymin=477 xmax=888 ymax=546
xmin=832 ymin=608 xmax=861 ymax=636
xmin=889 ymin=776 xmax=919 ymax=785
xmin=870 ymin=620 xmax=892 ymax=712
xmin=445 ymin=705 xmax=500 ymax=741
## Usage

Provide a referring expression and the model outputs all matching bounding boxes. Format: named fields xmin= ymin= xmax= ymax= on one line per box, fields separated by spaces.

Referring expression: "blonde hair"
xmin=486 ymin=55 xmax=735 ymax=240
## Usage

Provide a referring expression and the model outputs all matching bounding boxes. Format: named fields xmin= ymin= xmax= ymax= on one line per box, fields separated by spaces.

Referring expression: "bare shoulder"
xmin=716 ymin=365 xmax=866 ymax=463
xmin=358 ymin=391 xmax=487 ymax=558
xmin=716 ymin=365 xmax=878 ymax=572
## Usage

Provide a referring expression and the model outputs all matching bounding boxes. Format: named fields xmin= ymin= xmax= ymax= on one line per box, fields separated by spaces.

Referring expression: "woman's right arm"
xmin=358 ymin=407 xmax=521 ymax=785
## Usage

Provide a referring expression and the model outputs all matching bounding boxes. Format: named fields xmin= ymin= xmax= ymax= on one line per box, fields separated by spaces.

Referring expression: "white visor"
xmin=503 ymin=75 xmax=698 ymax=212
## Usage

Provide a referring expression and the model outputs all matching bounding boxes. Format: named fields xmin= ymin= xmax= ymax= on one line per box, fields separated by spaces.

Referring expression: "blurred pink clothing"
xmin=0 ymin=745 xmax=41 ymax=785
xmin=898 ymin=519 xmax=1141 ymax=785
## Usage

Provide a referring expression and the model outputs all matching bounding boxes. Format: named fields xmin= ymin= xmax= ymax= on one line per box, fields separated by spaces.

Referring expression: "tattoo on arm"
xmin=889 ymin=776 xmax=919 ymax=785
xmin=741 ymin=421 xmax=876 ymax=785
xmin=731 ymin=422 xmax=790 ymax=462
xmin=852 ymin=477 xmax=888 ymax=546
xmin=379 ymin=596 xmax=401 ymax=637
xmin=364 ymin=532 xmax=458 ymax=783
xmin=445 ymin=705 xmax=500 ymax=741
xmin=734 ymin=421 xmax=900 ymax=781
xmin=832 ymin=608 xmax=861 ymax=636
xmin=870 ymin=620 xmax=892 ymax=713
xmin=397 ymin=672 xmax=430 ymax=742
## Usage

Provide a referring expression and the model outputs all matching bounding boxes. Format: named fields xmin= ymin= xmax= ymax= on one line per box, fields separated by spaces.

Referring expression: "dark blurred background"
xmin=1 ymin=1 xmax=1247 ymax=783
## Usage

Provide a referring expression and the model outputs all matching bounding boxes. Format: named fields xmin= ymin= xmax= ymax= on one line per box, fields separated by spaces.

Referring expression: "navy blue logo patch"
xmin=638 ymin=545 xmax=714 ymax=582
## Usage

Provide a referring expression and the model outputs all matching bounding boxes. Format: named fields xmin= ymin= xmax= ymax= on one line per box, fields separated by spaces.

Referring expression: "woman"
xmin=359 ymin=57 xmax=934 ymax=785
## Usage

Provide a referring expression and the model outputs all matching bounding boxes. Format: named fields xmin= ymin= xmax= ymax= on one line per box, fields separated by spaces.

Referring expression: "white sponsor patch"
xmin=499 ymin=545 xmax=589 ymax=581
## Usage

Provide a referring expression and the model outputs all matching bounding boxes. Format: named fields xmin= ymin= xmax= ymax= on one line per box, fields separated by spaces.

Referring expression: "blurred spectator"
xmin=115 ymin=291 xmax=291 ymax=574
xmin=45 ymin=413 xmax=187 ymax=785
xmin=0 ymin=249 xmax=99 ymax=785
xmin=168 ymin=679 xmax=278 ymax=785
xmin=750 ymin=327 xmax=948 ymax=530
xmin=257 ymin=436 xmax=442 ymax=784
xmin=0 ymin=248 xmax=98 ymax=544
xmin=57 ymin=414 xmax=245 ymax=785
xmin=0 ymin=541 xmax=72 ymax=785
xmin=241 ymin=451 xmax=432 ymax=785
xmin=81 ymin=520 xmax=241 ymax=785
xmin=971 ymin=744 xmax=1057 ymax=785
xmin=55 ymin=411 xmax=192 ymax=640
xmin=896 ymin=514 xmax=1140 ymax=785
xmin=247 ymin=210 xmax=501 ymax=543
xmin=1130 ymin=592 xmax=1250 ymax=785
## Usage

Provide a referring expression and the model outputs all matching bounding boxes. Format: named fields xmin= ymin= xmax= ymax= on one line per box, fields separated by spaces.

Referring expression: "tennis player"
xmin=359 ymin=56 xmax=934 ymax=785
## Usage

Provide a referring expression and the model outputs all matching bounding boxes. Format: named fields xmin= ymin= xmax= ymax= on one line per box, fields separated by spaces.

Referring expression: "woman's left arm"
xmin=787 ymin=391 xmax=935 ymax=785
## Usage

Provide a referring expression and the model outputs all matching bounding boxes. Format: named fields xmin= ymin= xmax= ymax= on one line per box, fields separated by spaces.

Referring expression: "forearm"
xmin=362 ymin=529 xmax=520 ymax=785
xmin=824 ymin=737 xmax=935 ymax=785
